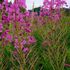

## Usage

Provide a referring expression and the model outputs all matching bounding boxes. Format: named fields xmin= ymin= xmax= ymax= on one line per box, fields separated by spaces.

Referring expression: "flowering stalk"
xmin=41 ymin=0 xmax=67 ymax=21
xmin=0 ymin=1 xmax=36 ymax=69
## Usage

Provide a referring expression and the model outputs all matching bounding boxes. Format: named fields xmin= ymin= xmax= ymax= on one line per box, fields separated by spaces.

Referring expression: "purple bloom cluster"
xmin=0 ymin=0 xmax=36 ymax=53
xmin=41 ymin=0 xmax=67 ymax=20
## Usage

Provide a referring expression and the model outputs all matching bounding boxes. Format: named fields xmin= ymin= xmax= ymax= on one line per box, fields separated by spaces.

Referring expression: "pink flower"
xmin=25 ymin=28 xmax=31 ymax=33
xmin=28 ymin=36 xmax=36 ymax=44
xmin=22 ymin=40 xmax=27 ymax=45
xmin=14 ymin=0 xmax=26 ymax=8
xmin=4 ymin=0 xmax=8 ymax=2
xmin=0 ymin=4 xmax=2 ymax=10
xmin=1 ymin=29 xmax=12 ymax=42
xmin=14 ymin=38 xmax=19 ymax=48
xmin=0 ymin=23 xmax=3 ymax=32
xmin=6 ymin=34 xmax=12 ymax=42
xmin=26 ymin=23 xmax=32 ymax=27
xmin=53 ymin=14 xmax=60 ymax=21
xmin=23 ymin=47 xmax=29 ymax=52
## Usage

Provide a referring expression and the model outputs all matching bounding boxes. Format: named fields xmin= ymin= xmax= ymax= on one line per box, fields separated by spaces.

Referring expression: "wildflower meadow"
xmin=0 ymin=0 xmax=70 ymax=70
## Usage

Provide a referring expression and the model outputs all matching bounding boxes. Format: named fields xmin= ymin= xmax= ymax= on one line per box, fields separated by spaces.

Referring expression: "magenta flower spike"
xmin=42 ymin=0 xmax=67 ymax=20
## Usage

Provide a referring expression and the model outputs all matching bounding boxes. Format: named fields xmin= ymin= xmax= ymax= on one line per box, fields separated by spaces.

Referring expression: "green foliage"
xmin=0 ymin=12 xmax=70 ymax=70
xmin=64 ymin=9 xmax=70 ymax=16
xmin=20 ymin=7 xmax=26 ymax=13
xmin=0 ymin=0 xmax=3 ymax=3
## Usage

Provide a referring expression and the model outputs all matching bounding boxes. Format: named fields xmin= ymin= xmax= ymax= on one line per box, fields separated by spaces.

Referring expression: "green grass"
xmin=0 ymin=14 xmax=70 ymax=70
